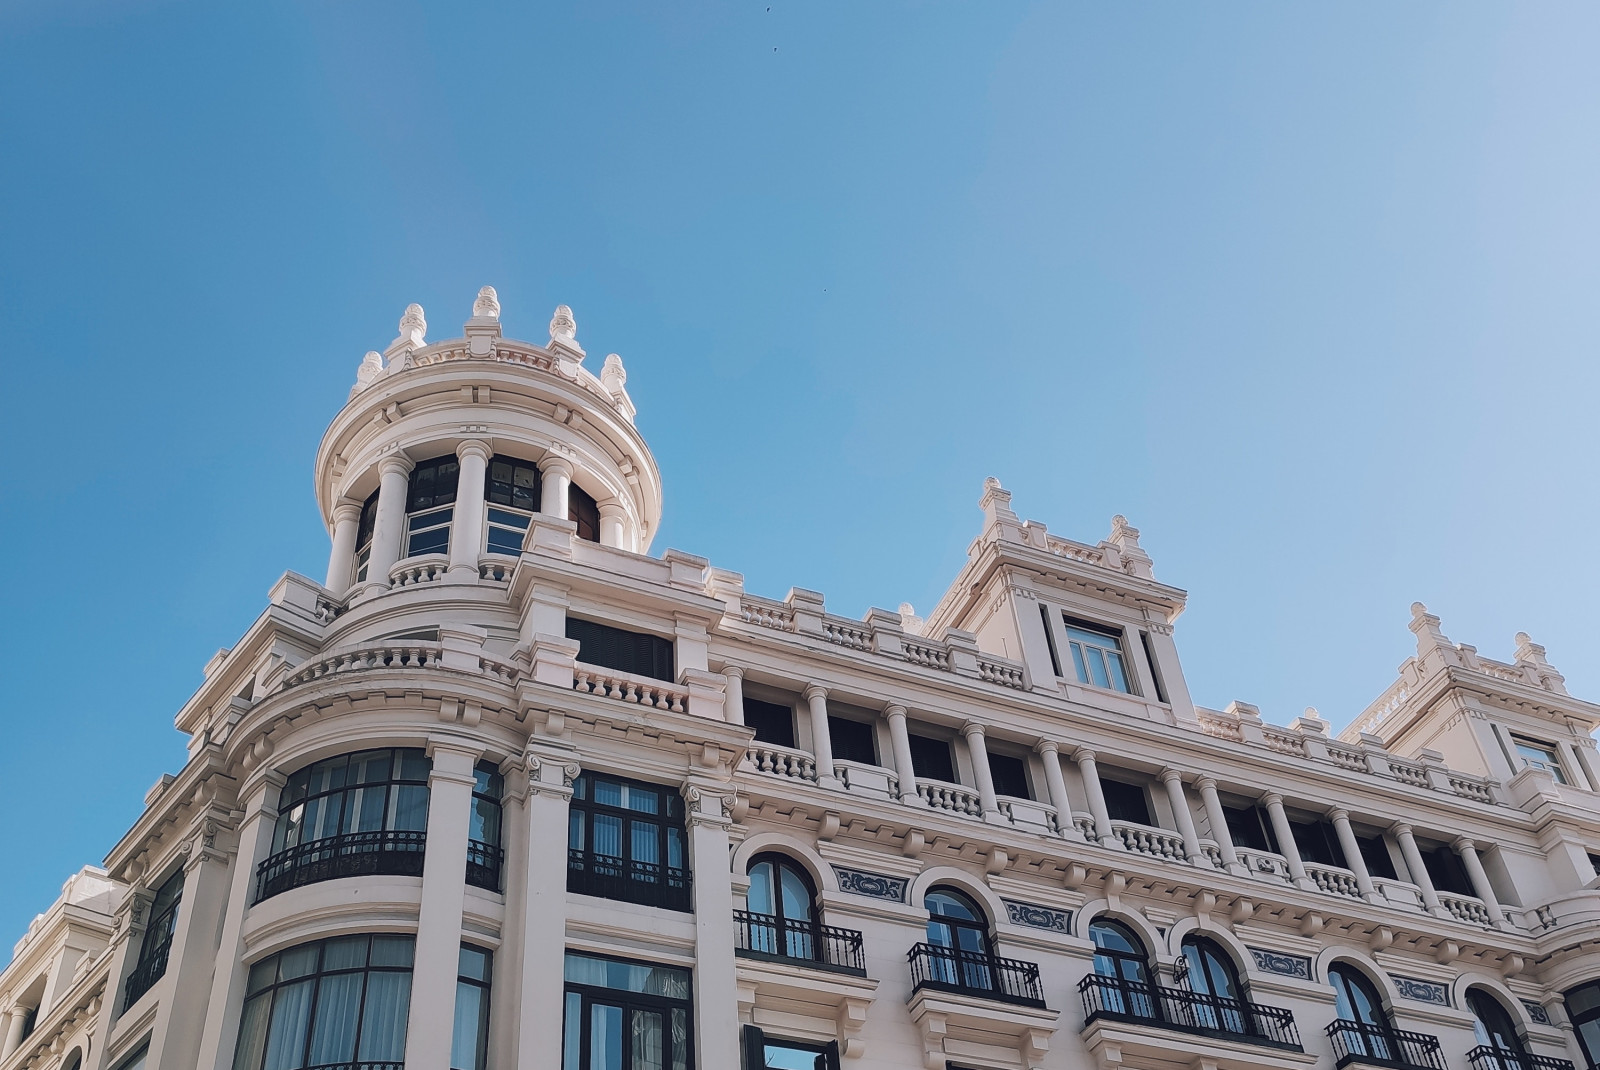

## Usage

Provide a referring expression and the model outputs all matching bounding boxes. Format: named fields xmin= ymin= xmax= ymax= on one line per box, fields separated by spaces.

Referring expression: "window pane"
xmin=591 ymin=1003 xmax=624 ymax=1070
xmin=562 ymin=993 xmax=582 ymax=1070
xmin=458 ymin=947 xmax=492 ymax=983
xmin=1104 ymin=649 xmax=1130 ymax=692
xmin=305 ymin=973 xmax=364 ymax=1066
xmin=391 ymin=785 xmax=430 ymax=831
xmin=370 ymin=936 xmax=415 ymax=968
xmin=278 ymin=946 xmax=320 ymax=981
xmin=671 ymin=1009 xmax=687 ymax=1070
xmin=594 ymin=779 xmax=623 ymax=808
xmin=232 ymin=994 xmax=272 ymax=1070
xmin=1086 ymin=647 xmax=1111 ymax=689
xmin=593 ymin=815 xmax=622 ymax=858
xmin=1069 ymin=643 xmax=1090 ymax=685
xmin=261 ymin=979 xmax=314 ymax=1070
xmin=320 ymin=936 xmax=369 ymax=972
xmin=449 ymin=982 xmax=487 ymax=1070
xmin=356 ymin=972 xmax=412 ymax=1061
xmin=631 ymin=823 xmax=660 ymax=864
xmin=624 ymin=785 xmax=661 ymax=815
xmin=568 ymin=811 xmax=585 ymax=851
xmin=631 ymin=1010 xmax=663 ymax=1070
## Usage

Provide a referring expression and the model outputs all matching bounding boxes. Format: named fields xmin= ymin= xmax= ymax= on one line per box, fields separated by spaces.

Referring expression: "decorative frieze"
xmin=1247 ymin=947 xmax=1312 ymax=980
xmin=831 ymin=866 xmax=906 ymax=903
xmin=1522 ymin=999 xmax=1550 ymax=1025
xmin=1390 ymin=974 xmax=1450 ymax=1006
xmin=1002 ymin=899 xmax=1071 ymax=932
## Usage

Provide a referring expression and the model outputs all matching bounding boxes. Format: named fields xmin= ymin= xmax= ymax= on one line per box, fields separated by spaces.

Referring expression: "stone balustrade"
xmin=916 ymin=779 xmax=983 ymax=817
xmin=1438 ymin=891 xmax=1494 ymax=927
xmin=1306 ymin=862 xmax=1364 ymax=899
xmin=745 ymin=743 xmax=819 ymax=782
xmin=389 ymin=555 xmax=448 ymax=587
xmin=1110 ymin=820 xmax=1188 ymax=861
xmin=572 ymin=665 xmax=688 ymax=712
xmin=280 ymin=643 xmax=443 ymax=690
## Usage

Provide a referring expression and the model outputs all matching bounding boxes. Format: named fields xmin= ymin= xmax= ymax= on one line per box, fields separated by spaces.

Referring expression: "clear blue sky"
xmin=2 ymin=2 xmax=1596 ymax=943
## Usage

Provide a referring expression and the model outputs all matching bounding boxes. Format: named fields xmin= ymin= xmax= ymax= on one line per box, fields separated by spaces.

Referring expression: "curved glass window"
xmin=405 ymin=456 xmax=459 ymax=558
xmin=466 ymin=762 xmax=504 ymax=893
xmin=257 ymin=749 xmax=431 ymax=902
xmin=924 ymin=887 xmax=992 ymax=991
xmin=1468 ymin=990 xmax=1529 ymax=1064
xmin=567 ymin=773 xmax=689 ymax=911
xmin=569 ymin=483 xmax=600 ymax=543
xmin=1566 ymin=980 xmax=1600 ymax=1067
xmin=1089 ymin=918 xmax=1154 ymax=1017
xmin=1329 ymin=963 xmax=1397 ymax=1061
xmin=485 ymin=456 xmax=540 ymax=556
xmin=744 ymin=855 xmax=816 ymax=959
xmin=1181 ymin=936 xmax=1247 ymax=1032
xmin=233 ymin=934 xmax=415 ymax=1070
xmin=354 ymin=490 xmax=380 ymax=582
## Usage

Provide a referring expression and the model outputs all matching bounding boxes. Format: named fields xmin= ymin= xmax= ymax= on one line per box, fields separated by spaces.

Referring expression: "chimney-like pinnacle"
xmin=473 ymin=286 xmax=501 ymax=320
xmin=550 ymin=304 xmax=578 ymax=343
xmin=387 ymin=303 xmax=427 ymax=355
xmin=356 ymin=350 xmax=383 ymax=387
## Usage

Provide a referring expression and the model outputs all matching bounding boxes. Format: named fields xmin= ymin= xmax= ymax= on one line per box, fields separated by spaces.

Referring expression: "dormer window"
xmin=1512 ymin=736 xmax=1568 ymax=784
xmin=405 ymin=456 xmax=459 ymax=557
xmin=353 ymin=490 xmax=379 ymax=582
xmin=485 ymin=456 xmax=541 ymax=556
xmin=1064 ymin=616 xmax=1133 ymax=694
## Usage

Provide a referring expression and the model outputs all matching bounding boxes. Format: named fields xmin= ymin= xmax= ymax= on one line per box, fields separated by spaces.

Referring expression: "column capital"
xmin=1073 ymin=747 xmax=1098 ymax=763
xmin=1159 ymin=767 xmax=1184 ymax=785
xmin=1195 ymin=775 xmax=1219 ymax=792
xmin=884 ymin=703 xmax=908 ymax=720
xmin=378 ymin=453 xmax=415 ymax=478
xmin=721 ymin=663 xmax=745 ymax=682
xmin=960 ymin=720 xmax=986 ymax=741
xmin=1390 ymin=821 xmax=1414 ymax=838
xmin=1261 ymin=792 xmax=1285 ymax=808
xmin=332 ymin=499 xmax=364 ymax=524
xmin=1035 ymin=738 xmax=1060 ymax=757
xmin=802 ymin=683 xmax=829 ymax=703
xmin=597 ymin=499 xmax=627 ymax=519
xmin=456 ymin=438 xmax=493 ymax=463
xmin=1452 ymin=836 xmax=1479 ymax=854
xmin=540 ymin=454 xmax=575 ymax=478
xmin=1327 ymin=807 xmax=1351 ymax=823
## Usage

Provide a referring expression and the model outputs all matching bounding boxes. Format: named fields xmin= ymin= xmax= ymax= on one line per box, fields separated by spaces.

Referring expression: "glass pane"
xmin=278 ymin=946 xmax=320 ymax=980
xmin=1087 ymin=647 xmax=1111 ymax=689
xmin=320 ymin=936 xmax=369 ymax=972
xmin=449 ymin=982 xmax=487 ymax=1070
xmin=356 ymin=972 xmax=412 ymax=1061
xmin=593 ymin=815 xmax=622 ymax=858
xmin=1069 ymin=643 xmax=1090 ymax=684
xmin=305 ymin=973 xmax=364 ymax=1066
xmin=458 ymin=947 xmax=492 ymax=983
xmin=370 ymin=936 xmax=415 ymax=968
xmin=671 ymin=1009 xmax=687 ymax=1070
xmin=261 ymin=979 xmax=314 ymax=1070
xmin=591 ymin=1003 xmax=624 ymax=1070
xmin=232 ymin=994 xmax=272 ymax=1070
xmin=1105 ymin=649 xmax=1130 ymax=692
xmin=594 ymin=779 xmax=623 ymax=808
xmin=761 ymin=1042 xmax=826 ymax=1069
xmin=349 ymin=785 xmax=389 ymax=833
xmin=624 ymin=786 xmax=660 ymax=815
xmin=631 ymin=823 xmax=660 ymax=864
xmin=398 ymin=750 xmax=431 ymax=782
xmin=568 ymin=811 xmax=585 ymax=851
xmin=630 ymin=1010 xmax=663 ymax=1070
xmin=779 ymin=866 xmax=813 ymax=921
xmin=667 ymin=828 xmax=683 ymax=870
xmin=747 ymin=862 xmax=774 ymax=915
xmin=562 ymin=992 xmax=582 ymax=1070
xmin=487 ymin=528 xmax=525 ymax=555
xmin=470 ymin=798 xmax=502 ymax=846
xmin=247 ymin=959 xmax=278 ymax=996
xmin=391 ymin=785 xmax=430 ymax=832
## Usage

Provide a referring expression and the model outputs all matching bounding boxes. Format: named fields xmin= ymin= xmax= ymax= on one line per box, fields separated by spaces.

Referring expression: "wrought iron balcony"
xmin=733 ymin=910 xmax=866 ymax=975
xmin=255 ymin=830 xmax=426 ymax=902
xmin=121 ymin=935 xmax=173 ymax=1011
xmin=907 ymin=942 xmax=1045 ymax=1008
xmin=1327 ymin=1019 xmax=1447 ymax=1069
xmin=465 ymin=840 xmax=503 ymax=893
xmin=1465 ymin=1048 xmax=1575 ymax=1070
xmin=566 ymin=848 xmax=692 ymax=912
xmin=1078 ymin=974 xmax=1302 ymax=1050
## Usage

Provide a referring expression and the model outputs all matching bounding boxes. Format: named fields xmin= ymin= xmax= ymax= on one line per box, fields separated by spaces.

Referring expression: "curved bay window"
xmin=1087 ymin=918 xmax=1155 ymax=1018
xmin=567 ymin=773 xmax=689 ymax=911
xmin=1467 ymin=991 xmax=1534 ymax=1070
xmin=354 ymin=491 xmax=380 ymax=582
xmin=257 ymin=749 xmax=430 ymax=902
xmin=232 ymin=934 xmax=414 ymax=1070
xmin=405 ymin=456 xmax=459 ymax=558
xmin=484 ymin=456 xmax=540 ymax=556
xmin=1566 ymin=980 xmax=1600 ymax=1068
xmin=562 ymin=952 xmax=692 ymax=1070
xmin=123 ymin=868 xmax=184 ymax=1011
xmin=466 ymin=762 xmax=503 ymax=892
xmin=569 ymin=483 xmax=601 ymax=543
xmin=1181 ymin=936 xmax=1249 ymax=1034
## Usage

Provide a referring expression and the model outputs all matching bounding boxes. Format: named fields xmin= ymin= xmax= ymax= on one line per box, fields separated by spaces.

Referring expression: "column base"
xmin=444 ymin=564 xmax=481 ymax=584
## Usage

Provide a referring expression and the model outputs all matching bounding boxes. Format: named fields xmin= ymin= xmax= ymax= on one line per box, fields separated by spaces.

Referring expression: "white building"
xmin=6 ymin=287 xmax=1600 ymax=1070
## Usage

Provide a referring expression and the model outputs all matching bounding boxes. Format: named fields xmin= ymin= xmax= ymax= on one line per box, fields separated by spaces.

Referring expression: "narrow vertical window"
xmin=1039 ymin=603 xmax=1063 ymax=677
xmin=353 ymin=489 xmax=379 ymax=582
xmin=484 ymin=455 xmax=541 ymax=555
xmin=467 ymin=762 xmax=504 ymax=892
xmin=1139 ymin=631 xmax=1169 ymax=704
xmin=405 ymin=455 xmax=460 ymax=557
xmin=450 ymin=946 xmax=493 ymax=1070
xmin=123 ymin=868 xmax=185 ymax=1010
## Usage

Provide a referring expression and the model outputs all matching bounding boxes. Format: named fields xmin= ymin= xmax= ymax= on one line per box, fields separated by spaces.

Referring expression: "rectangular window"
xmin=1063 ymin=616 xmax=1133 ymax=694
xmin=741 ymin=1025 xmax=839 ymax=1070
xmin=1358 ymin=834 xmax=1397 ymax=880
xmin=1223 ymin=805 xmax=1275 ymax=853
xmin=566 ymin=618 xmax=675 ymax=682
xmin=562 ymin=952 xmax=692 ymax=1070
xmin=1100 ymin=778 xmax=1151 ymax=825
xmin=908 ymin=733 xmax=956 ymax=784
xmin=450 ymin=946 xmax=492 ymax=1070
xmin=1513 ymin=737 xmax=1569 ymax=784
xmin=988 ymin=753 xmax=1031 ymax=800
xmin=354 ymin=491 xmax=379 ymax=582
xmin=403 ymin=456 xmax=461 ymax=558
xmin=743 ymin=698 xmax=796 ymax=749
xmin=405 ymin=505 xmax=453 ymax=557
xmin=485 ymin=507 xmax=533 ymax=556
xmin=1289 ymin=820 xmax=1345 ymax=869
xmin=568 ymin=773 xmax=690 ymax=912
xmin=828 ymin=717 xmax=877 ymax=766
xmin=486 ymin=456 xmax=541 ymax=511
xmin=1420 ymin=842 xmax=1474 ymax=897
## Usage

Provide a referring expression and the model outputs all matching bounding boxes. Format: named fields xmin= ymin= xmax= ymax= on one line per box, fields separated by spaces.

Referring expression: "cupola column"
xmin=364 ymin=455 xmax=414 ymax=592
xmin=1392 ymin=823 xmax=1441 ymax=914
xmin=1453 ymin=837 xmax=1507 ymax=926
xmin=1329 ymin=808 xmax=1376 ymax=899
xmin=1262 ymin=793 xmax=1311 ymax=889
xmin=540 ymin=456 xmax=573 ymax=521
xmin=885 ymin=705 xmax=919 ymax=804
xmin=597 ymin=500 xmax=627 ymax=548
xmin=325 ymin=500 xmax=363 ymax=595
xmin=802 ymin=684 xmax=839 ymax=788
xmin=448 ymin=440 xmax=493 ymax=580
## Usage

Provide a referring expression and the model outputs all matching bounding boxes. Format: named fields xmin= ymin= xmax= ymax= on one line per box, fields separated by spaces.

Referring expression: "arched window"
xmin=1089 ymin=918 xmax=1154 ymax=1018
xmin=1468 ymin=990 xmax=1530 ymax=1067
xmin=233 ymin=934 xmax=415 ymax=1070
xmin=1565 ymin=980 xmax=1600 ymax=1067
xmin=1329 ymin=963 xmax=1399 ymax=1062
xmin=743 ymin=854 xmax=818 ymax=960
xmin=925 ymin=887 xmax=994 ymax=991
xmin=1181 ymin=935 xmax=1248 ymax=1033
xmin=258 ymin=749 xmax=431 ymax=901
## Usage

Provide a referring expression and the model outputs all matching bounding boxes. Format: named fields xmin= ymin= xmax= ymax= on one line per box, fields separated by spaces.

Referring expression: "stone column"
xmin=886 ymin=705 xmax=919 ymax=803
xmin=405 ymin=740 xmax=483 ymax=1070
xmin=722 ymin=665 xmax=745 ymax=725
xmin=963 ymin=722 xmax=1001 ymax=819
xmin=803 ymin=684 xmax=839 ymax=787
xmin=540 ymin=456 xmax=573 ymax=519
xmin=144 ymin=816 xmax=236 ymax=1070
xmin=195 ymin=775 xmax=284 ymax=1070
xmin=684 ymin=780 xmax=740 ymax=1070
xmin=1329 ymin=809 xmax=1376 ymax=899
xmin=1453 ymin=837 xmax=1507 ymax=926
xmin=515 ymin=748 xmax=579 ymax=1070
xmin=1035 ymin=741 xmax=1073 ymax=836
xmin=1393 ymin=823 xmax=1441 ymax=914
xmin=364 ymin=455 xmax=413 ymax=592
xmin=1075 ymin=749 xmax=1118 ymax=847
xmin=448 ymin=440 xmax=492 ymax=580
xmin=1196 ymin=777 xmax=1240 ymax=872
xmin=325 ymin=500 xmax=363 ymax=595
xmin=1263 ymin=794 xmax=1310 ymax=888
xmin=2 ymin=1010 xmax=25 ymax=1059
xmin=598 ymin=500 xmax=627 ymax=548
xmin=1160 ymin=770 xmax=1202 ymax=863
xmin=83 ymin=881 xmax=150 ymax=1070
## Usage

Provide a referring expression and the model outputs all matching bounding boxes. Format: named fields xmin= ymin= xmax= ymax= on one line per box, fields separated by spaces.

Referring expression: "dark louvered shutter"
xmin=566 ymin=618 xmax=675 ymax=682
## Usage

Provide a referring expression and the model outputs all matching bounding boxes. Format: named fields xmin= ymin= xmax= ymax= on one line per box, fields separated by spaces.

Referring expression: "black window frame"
xmin=908 ymin=732 xmax=956 ymax=784
xmin=1100 ymin=777 xmax=1152 ymax=826
xmin=566 ymin=617 xmax=675 ymax=683
xmin=567 ymin=772 xmax=691 ymax=912
xmin=1290 ymin=818 xmax=1346 ymax=869
xmin=1223 ymin=805 xmax=1276 ymax=853
xmin=987 ymin=751 xmax=1031 ymax=800
xmin=569 ymin=482 xmax=601 ymax=543
xmin=1358 ymin=833 xmax=1398 ymax=880
xmin=354 ymin=489 xmax=380 ymax=582
xmin=404 ymin=455 xmax=461 ymax=559
xmin=1565 ymin=979 xmax=1600 ymax=1067
xmin=451 ymin=944 xmax=493 ymax=1070
xmin=467 ymin=761 xmax=504 ymax=893
xmin=1420 ymin=842 xmax=1475 ymax=897
xmin=827 ymin=716 xmax=877 ymax=766
xmin=744 ymin=697 xmax=796 ymax=749
xmin=561 ymin=951 xmax=693 ymax=1070
xmin=741 ymin=1025 xmax=839 ymax=1070
xmin=123 ymin=867 xmax=185 ymax=1011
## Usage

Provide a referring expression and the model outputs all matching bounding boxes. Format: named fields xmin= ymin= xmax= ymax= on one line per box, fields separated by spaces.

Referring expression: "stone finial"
xmin=899 ymin=602 xmax=926 ymax=636
xmin=1108 ymin=514 xmax=1155 ymax=579
xmin=1294 ymin=707 xmax=1329 ymax=735
xmin=399 ymin=304 xmax=426 ymax=343
xmin=473 ymin=286 xmax=500 ymax=319
xmin=356 ymin=350 xmax=384 ymax=387
xmin=1407 ymin=601 xmax=1461 ymax=672
xmin=1513 ymin=631 xmax=1567 ymax=694
xmin=979 ymin=477 xmax=1019 ymax=532
xmin=550 ymin=304 xmax=578 ymax=343
xmin=601 ymin=353 xmax=627 ymax=394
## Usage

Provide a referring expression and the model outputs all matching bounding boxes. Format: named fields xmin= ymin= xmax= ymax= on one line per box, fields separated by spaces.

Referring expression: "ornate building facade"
xmin=5 ymin=287 xmax=1600 ymax=1070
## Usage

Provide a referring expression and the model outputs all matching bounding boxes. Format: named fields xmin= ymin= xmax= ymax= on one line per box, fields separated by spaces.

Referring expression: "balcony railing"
xmin=1466 ymin=1049 xmax=1575 ymax=1070
xmin=1326 ymin=1019 xmax=1447 ymax=1069
xmin=122 ymin=936 xmax=173 ymax=1011
xmin=301 ymin=1063 xmax=405 ymax=1070
xmin=907 ymin=942 xmax=1045 ymax=1008
xmin=465 ymin=840 xmax=503 ymax=893
xmin=1078 ymin=974 xmax=1302 ymax=1050
xmin=733 ymin=910 xmax=866 ymax=975
xmin=567 ymin=849 xmax=692 ymax=912
xmin=255 ymin=830 xmax=426 ymax=902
